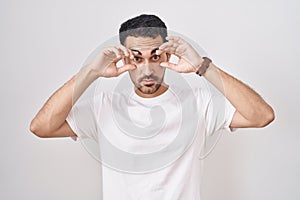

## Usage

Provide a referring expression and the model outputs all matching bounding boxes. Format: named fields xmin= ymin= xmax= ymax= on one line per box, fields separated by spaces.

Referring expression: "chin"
xmin=140 ymin=84 xmax=160 ymax=94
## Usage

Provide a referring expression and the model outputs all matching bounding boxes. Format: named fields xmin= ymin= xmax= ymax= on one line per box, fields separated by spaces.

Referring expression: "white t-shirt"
xmin=66 ymin=84 xmax=236 ymax=200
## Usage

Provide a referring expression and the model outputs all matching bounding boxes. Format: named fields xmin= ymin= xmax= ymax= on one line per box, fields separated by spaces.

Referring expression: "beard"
xmin=138 ymin=82 xmax=161 ymax=94
xmin=134 ymin=74 xmax=164 ymax=94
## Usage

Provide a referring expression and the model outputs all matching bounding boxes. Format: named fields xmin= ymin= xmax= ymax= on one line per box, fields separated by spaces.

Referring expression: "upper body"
xmin=66 ymin=82 xmax=236 ymax=199
xmin=30 ymin=14 xmax=275 ymax=199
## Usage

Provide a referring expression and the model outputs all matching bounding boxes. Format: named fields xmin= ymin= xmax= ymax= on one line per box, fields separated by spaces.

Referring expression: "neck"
xmin=135 ymin=83 xmax=169 ymax=98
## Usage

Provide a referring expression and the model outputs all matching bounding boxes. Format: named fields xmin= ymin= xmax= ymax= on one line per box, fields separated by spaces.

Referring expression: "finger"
xmin=159 ymin=41 xmax=173 ymax=49
xmin=117 ymin=45 xmax=129 ymax=57
xmin=131 ymin=50 xmax=139 ymax=56
xmin=160 ymin=46 xmax=177 ymax=54
xmin=160 ymin=62 xmax=177 ymax=70
xmin=124 ymin=56 xmax=132 ymax=65
xmin=107 ymin=47 xmax=122 ymax=61
xmin=160 ymin=40 xmax=179 ymax=50
xmin=166 ymin=36 xmax=180 ymax=42
xmin=129 ymin=50 xmax=140 ymax=61
xmin=129 ymin=51 xmax=134 ymax=60
xmin=167 ymin=36 xmax=186 ymax=45
xmin=156 ymin=48 xmax=165 ymax=55
xmin=117 ymin=64 xmax=137 ymax=75
xmin=117 ymin=48 xmax=126 ymax=58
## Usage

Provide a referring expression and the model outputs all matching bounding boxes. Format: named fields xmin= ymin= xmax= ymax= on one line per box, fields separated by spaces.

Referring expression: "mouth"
xmin=142 ymin=79 xmax=155 ymax=87
xmin=143 ymin=79 xmax=154 ymax=83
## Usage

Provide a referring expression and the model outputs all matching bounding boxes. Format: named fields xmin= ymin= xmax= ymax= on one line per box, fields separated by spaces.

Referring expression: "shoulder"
xmin=169 ymin=84 xmax=212 ymax=102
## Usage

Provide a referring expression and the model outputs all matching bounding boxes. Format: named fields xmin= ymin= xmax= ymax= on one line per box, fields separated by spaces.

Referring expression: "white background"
xmin=1 ymin=0 xmax=299 ymax=199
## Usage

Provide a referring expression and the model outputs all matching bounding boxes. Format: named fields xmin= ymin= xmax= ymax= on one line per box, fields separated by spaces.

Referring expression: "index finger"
xmin=158 ymin=42 xmax=177 ymax=55
xmin=116 ymin=45 xmax=130 ymax=57
xmin=156 ymin=48 xmax=165 ymax=55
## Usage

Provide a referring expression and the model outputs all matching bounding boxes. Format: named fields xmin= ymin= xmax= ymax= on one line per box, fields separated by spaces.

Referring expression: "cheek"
xmin=158 ymin=67 xmax=166 ymax=76
xmin=128 ymin=70 xmax=139 ymax=80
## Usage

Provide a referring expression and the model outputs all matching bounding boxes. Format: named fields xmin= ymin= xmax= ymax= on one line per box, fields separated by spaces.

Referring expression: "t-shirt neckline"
xmin=130 ymin=85 xmax=175 ymax=104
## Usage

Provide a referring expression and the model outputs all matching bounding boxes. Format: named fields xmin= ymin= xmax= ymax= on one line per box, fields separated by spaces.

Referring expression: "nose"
xmin=140 ymin=60 xmax=154 ymax=76
xmin=143 ymin=65 xmax=153 ymax=76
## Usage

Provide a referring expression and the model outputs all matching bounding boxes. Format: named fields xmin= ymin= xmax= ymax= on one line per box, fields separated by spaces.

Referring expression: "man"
xmin=30 ymin=14 xmax=274 ymax=199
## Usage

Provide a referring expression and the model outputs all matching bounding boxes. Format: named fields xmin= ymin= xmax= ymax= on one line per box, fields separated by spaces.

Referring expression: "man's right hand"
xmin=30 ymin=45 xmax=136 ymax=138
xmin=88 ymin=45 xmax=136 ymax=78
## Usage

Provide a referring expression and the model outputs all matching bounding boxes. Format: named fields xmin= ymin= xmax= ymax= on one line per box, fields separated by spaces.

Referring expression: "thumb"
xmin=160 ymin=62 xmax=177 ymax=70
xmin=125 ymin=64 xmax=137 ymax=70
xmin=117 ymin=64 xmax=136 ymax=75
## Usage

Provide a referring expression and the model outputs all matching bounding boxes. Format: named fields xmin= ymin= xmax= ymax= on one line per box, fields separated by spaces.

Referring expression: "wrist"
xmin=195 ymin=57 xmax=212 ymax=76
xmin=193 ymin=57 xmax=204 ymax=72
xmin=81 ymin=65 xmax=101 ymax=81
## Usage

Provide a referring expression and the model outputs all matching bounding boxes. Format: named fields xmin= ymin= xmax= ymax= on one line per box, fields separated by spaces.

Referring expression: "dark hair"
xmin=119 ymin=14 xmax=168 ymax=45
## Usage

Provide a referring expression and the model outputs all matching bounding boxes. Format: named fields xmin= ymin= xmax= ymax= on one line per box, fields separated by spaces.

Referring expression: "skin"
xmin=124 ymin=36 xmax=170 ymax=98
xmin=30 ymin=35 xmax=275 ymax=138
xmin=157 ymin=36 xmax=275 ymax=128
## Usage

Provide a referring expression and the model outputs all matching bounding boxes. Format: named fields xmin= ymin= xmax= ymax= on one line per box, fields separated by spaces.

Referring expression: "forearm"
xmin=30 ymin=65 xmax=99 ymax=135
xmin=203 ymin=63 xmax=274 ymax=126
xmin=157 ymin=35 xmax=274 ymax=127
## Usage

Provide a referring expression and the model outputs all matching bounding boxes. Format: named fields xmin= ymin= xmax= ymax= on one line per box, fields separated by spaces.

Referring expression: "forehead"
xmin=124 ymin=35 xmax=163 ymax=50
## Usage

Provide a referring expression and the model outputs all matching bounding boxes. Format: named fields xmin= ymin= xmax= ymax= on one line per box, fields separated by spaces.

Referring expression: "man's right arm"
xmin=30 ymin=67 xmax=99 ymax=138
xmin=30 ymin=46 xmax=136 ymax=138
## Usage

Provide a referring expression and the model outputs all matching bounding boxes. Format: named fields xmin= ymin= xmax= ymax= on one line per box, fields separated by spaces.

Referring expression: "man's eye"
xmin=133 ymin=57 xmax=141 ymax=62
xmin=152 ymin=55 xmax=160 ymax=61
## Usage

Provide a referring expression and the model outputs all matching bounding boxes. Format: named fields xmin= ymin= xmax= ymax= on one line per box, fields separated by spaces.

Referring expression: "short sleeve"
xmin=66 ymin=95 xmax=100 ymax=142
xmin=197 ymin=87 xmax=236 ymax=136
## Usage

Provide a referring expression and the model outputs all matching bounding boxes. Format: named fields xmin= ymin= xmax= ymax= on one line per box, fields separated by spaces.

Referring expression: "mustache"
xmin=138 ymin=75 xmax=160 ymax=83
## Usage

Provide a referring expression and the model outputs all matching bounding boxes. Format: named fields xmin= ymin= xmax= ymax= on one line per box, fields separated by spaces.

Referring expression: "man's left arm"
xmin=158 ymin=36 xmax=275 ymax=129
xmin=202 ymin=62 xmax=275 ymax=129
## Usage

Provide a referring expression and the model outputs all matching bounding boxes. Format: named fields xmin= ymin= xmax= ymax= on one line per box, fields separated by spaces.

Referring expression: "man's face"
xmin=124 ymin=35 xmax=169 ymax=95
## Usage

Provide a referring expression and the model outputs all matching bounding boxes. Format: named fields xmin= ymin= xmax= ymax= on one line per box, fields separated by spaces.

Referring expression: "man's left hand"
xmin=157 ymin=36 xmax=203 ymax=73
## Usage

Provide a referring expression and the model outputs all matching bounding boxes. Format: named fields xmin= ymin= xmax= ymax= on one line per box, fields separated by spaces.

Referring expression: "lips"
xmin=141 ymin=79 xmax=155 ymax=87
xmin=142 ymin=79 xmax=155 ymax=84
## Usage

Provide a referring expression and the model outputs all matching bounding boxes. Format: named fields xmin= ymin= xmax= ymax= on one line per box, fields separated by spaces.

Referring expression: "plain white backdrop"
xmin=1 ymin=0 xmax=299 ymax=199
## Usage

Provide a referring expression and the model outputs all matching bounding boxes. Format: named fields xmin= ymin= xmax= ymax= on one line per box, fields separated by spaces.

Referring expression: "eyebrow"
xmin=130 ymin=47 xmax=159 ymax=56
